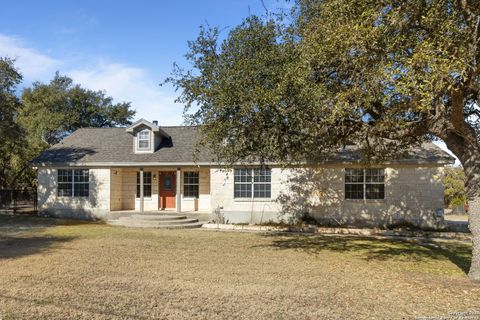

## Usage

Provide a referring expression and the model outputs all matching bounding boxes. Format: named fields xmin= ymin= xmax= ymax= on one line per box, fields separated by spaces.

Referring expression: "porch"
xmin=106 ymin=211 xmax=209 ymax=228
xmin=109 ymin=167 xmax=211 ymax=214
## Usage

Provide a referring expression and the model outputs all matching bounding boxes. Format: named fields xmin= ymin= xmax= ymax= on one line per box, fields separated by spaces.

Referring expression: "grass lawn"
xmin=0 ymin=215 xmax=479 ymax=319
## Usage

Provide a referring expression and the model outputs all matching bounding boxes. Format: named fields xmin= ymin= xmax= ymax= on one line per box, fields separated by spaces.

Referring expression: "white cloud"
xmin=68 ymin=62 xmax=184 ymax=125
xmin=0 ymin=33 xmax=184 ymax=125
xmin=0 ymin=34 xmax=61 ymax=80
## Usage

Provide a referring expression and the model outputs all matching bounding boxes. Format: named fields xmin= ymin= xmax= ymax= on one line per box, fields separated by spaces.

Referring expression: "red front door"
xmin=159 ymin=172 xmax=176 ymax=209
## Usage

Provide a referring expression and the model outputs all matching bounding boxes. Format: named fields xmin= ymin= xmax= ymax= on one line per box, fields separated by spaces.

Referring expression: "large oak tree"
xmin=0 ymin=60 xmax=136 ymax=189
xmin=19 ymin=72 xmax=135 ymax=146
xmin=0 ymin=58 xmax=25 ymax=189
xmin=169 ymin=0 xmax=480 ymax=280
xmin=14 ymin=72 xmax=136 ymax=188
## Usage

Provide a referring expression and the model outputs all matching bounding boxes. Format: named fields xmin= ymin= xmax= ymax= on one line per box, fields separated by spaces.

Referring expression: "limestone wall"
xmin=37 ymin=164 xmax=446 ymax=229
xmin=37 ymin=167 xmax=110 ymax=219
xmin=210 ymin=165 xmax=446 ymax=229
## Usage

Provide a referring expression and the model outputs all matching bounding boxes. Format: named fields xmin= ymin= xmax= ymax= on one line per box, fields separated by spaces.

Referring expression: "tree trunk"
xmin=469 ymin=195 xmax=480 ymax=280
xmin=444 ymin=132 xmax=480 ymax=280
xmin=463 ymin=146 xmax=480 ymax=281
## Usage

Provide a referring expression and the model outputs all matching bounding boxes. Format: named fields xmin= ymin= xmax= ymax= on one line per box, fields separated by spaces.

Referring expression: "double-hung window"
xmin=234 ymin=168 xmax=271 ymax=199
xmin=57 ymin=169 xmax=89 ymax=197
xmin=136 ymin=171 xmax=152 ymax=198
xmin=183 ymin=172 xmax=199 ymax=198
xmin=138 ymin=130 xmax=150 ymax=150
xmin=345 ymin=168 xmax=385 ymax=200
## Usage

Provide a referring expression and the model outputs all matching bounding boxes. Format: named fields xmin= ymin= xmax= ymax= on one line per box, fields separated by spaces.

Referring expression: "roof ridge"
xmin=75 ymin=127 xmax=127 ymax=130
xmin=161 ymin=125 xmax=197 ymax=128
xmin=74 ymin=125 xmax=198 ymax=130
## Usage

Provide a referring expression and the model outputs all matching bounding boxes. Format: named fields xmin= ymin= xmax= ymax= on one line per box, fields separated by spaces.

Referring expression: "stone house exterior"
xmin=33 ymin=119 xmax=455 ymax=229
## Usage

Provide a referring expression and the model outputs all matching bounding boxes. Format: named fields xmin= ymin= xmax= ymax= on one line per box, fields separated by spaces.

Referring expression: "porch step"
xmin=122 ymin=211 xmax=178 ymax=216
xmin=108 ymin=220 xmax=205 ymax=229
xmin=129 ymin=214 xmax=187 ymax=221
xmin=107 ymin=213 xmax=205 ymax=229
xmin=117 ymin=217 xmax=199 ymax=225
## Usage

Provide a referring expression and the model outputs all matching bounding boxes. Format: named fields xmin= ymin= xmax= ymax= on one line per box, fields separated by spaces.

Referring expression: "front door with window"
xmin=159 ymin=172 xmax=176 ymax=209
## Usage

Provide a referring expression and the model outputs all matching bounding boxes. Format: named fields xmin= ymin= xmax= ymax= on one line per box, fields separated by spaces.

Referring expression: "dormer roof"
xmin=125 ymin=118 xmax=170 ymax=138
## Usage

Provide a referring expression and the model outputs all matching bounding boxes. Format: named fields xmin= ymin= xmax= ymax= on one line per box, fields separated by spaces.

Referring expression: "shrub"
xmin=443 ymin=167 xmax=467 ymax=208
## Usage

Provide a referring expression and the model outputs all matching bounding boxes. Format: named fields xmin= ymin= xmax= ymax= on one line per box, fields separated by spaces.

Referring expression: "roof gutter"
xmin=32 ymin=158 xmax=455 ymax=168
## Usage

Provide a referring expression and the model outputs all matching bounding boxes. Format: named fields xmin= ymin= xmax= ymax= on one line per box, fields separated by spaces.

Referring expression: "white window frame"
xmin=345 ymin=168 xmax=385 ymax=200
xmin=234 ymin=168 xmax=271 ymax=199
xmin=136 ymin=171 xmax=152 ymax=198
xmin=137 ymin=129 xmax=151 ymax=150
xmin=57 ymin=169 xmax=89 ymax=197
xmin=183 ymin=171 xmax=199 ymax=199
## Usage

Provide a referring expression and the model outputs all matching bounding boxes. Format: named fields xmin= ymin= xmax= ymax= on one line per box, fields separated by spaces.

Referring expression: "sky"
xmin=0 ymin=0 xmax=287 ymax=124
xmin=0 ymin=0 xmax=459 ymax=163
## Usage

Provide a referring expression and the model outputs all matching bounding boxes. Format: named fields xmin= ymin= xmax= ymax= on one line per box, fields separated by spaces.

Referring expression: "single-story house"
xmin=33 ymin=119 xmax=455 ymax=229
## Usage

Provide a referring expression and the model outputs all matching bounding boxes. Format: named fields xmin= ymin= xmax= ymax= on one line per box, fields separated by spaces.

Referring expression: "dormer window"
xmin=126 ymin=118 xmax=171 ymax=154
xmin=138 ymin=130 xmax=151 ymax=150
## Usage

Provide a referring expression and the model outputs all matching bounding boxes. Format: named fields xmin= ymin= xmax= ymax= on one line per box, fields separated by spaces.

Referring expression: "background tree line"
xmin=0 ymin=57 xmax=135 ymax=189
xmin=444 ymin=167 xmax=468 ymax=210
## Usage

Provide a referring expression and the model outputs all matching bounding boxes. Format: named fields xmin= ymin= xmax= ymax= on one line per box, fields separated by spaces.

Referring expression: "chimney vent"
xmin=152 ymin=120 xmax=158 ymax=126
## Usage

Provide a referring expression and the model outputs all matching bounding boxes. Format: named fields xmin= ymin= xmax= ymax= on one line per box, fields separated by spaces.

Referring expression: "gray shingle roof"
xmin=33 ymin=126 xmax=455 ymax=166
xmin=33 ymin=126 xmax=214 ymax=165
xmin=332 ymin=143 xmax=456 ymax=164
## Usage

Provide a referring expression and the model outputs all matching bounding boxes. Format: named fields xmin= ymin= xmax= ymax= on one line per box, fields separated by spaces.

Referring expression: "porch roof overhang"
xmin=33 ymin=161 xmax=214 ymax=168
xmin=32 ymin=157 xmax=454 ymax=168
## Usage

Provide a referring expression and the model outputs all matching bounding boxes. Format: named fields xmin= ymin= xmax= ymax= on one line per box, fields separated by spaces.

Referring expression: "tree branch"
xmin=451 ymin=88 xmax=470 ymax=134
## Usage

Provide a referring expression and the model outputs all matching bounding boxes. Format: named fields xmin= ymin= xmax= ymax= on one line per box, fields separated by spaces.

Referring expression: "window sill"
xmin=344 ymin=199 xmax=386 ymax=202
xmin=57 ymin=196 xmax=89 ymax=198
xmin=234 ymin=198 xmax=272 ymax=202
xmin=183 ymin=197 xmax=199 ymax=201
xmin=135 ymin=197 xmax=153 ymax=201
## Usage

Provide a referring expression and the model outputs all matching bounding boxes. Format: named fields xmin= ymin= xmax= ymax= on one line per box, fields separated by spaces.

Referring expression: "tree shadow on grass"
xmin=257 ymin=233 xmax=472 ymax=274
xmin=0 ymin=213 xmax=100 ymax=228
xmin=0 ymin=215 xmax=84 ymax=260
xmin=0 ymin=232 xmax=76 ymax=260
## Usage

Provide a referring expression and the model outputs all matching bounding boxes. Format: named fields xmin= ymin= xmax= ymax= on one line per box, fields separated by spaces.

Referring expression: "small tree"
xmin=444 ymin=167 xmax=467 ymax=209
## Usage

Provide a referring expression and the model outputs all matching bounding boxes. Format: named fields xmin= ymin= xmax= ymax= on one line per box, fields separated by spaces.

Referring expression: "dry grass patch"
xmin=0 ymin=215 xmax=479 ymax=319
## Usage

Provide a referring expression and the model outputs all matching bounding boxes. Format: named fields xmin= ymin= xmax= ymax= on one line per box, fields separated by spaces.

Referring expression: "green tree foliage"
xmin=444 ymin=167 xmax=467 ymax=208
xmin=15 ymin=72 xmax=135 ymax=188
xmin=0 ymin=60 xmax=136 ymax=189
xmin=0 ymin=58 xmax=25 ymax=189
xmin=19 ymin=72 xmax=135 ymax=146
xmin=169 ymin=1 xmax=480 ymax=279
xmin=169 ymin=17 xmax=311 ymax=164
